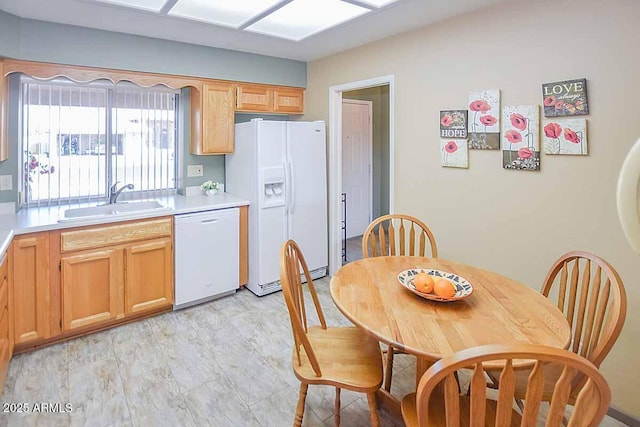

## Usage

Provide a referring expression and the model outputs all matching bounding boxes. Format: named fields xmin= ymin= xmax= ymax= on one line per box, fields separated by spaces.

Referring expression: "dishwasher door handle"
xmin=200 ymin=219 xmax=219 ymax=224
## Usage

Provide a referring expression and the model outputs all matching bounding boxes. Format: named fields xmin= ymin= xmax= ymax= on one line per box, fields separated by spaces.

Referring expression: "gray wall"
xmin=0 ymin=10 xmax=19 ymax=58
xmin=0 ymin=10 xmax=306 ymax=206
xmin=0 ymin=74 xmax=20 ymax=205
xmin=343 ymin=85 xmax=390 ymax=219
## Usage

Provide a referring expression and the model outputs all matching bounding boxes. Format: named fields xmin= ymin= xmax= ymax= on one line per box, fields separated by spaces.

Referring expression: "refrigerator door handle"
xmin=283 ymin=161 xmax=290 ymax=215
xmin=289 ymin=160 xmax=295 ymax=216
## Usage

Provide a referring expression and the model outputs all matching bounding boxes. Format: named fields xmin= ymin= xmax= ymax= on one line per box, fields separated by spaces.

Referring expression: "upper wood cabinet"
xmin=236 ymin=84 xmax=272 ymax=112
xmin=236 ymin=83 xmax=304 ymax=114
xmin=190 ymin=81 xmax=235 ymax=155
xmin=12 ymin=233 xmax=51 ymax=345
xmin=273 ymin=86 xmax=305 ymax=114
xmin=0 ymin=59 xmax=8 ymax=162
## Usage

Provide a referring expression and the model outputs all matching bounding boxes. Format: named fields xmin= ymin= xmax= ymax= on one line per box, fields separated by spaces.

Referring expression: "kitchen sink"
xmin=59 ymin=200 xmax=170 ymax=222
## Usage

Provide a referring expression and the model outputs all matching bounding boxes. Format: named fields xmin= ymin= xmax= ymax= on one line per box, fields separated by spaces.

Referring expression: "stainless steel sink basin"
xmin=59 ymin=201 xmax=170 ymax=222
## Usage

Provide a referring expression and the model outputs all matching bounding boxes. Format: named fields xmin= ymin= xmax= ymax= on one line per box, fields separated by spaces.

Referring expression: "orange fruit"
xmin=413 ymin=273 xmax=434 ymax=293
xmin=433 ymin=278 xmax=456 ymax=298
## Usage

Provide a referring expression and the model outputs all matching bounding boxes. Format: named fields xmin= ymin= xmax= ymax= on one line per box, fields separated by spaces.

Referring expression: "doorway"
xmin=342 ymin=99 xmax=372 ymax=240
xmin=329 ymin=76 xmax=395 ymax=273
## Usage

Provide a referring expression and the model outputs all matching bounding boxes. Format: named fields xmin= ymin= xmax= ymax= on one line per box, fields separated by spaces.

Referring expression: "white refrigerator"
xmin=225 ymin=119 xmax=328 ymax=296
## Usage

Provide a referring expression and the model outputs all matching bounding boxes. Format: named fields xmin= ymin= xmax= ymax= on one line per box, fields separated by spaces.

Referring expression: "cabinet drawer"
xmin=61 ymin=218 xmax=172 ymax=253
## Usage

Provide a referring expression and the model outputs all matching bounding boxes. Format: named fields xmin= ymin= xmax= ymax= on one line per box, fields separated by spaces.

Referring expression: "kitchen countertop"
xmin=0 ymin=192 xmax=249 ymax=257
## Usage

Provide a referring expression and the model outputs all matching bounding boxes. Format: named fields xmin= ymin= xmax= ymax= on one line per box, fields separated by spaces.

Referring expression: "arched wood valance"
xmin=1 ymin=58 xmax=206 ymax=90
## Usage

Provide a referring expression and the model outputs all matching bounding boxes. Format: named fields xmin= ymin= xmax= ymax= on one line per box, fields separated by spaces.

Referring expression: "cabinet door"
xmin=125 ymin=238 xmax=173 ymax=314
xmin=12 ymin=233 xmax=50 ymax=344
xmin=273 ymin=87 xmax=304 ymax=114
xmin=0 ymin=253 xmax=10 ymax=391
xmin=236 ymin=84 xmax=272 ymax=112
xmin=61 ymin=249 xmax=124 ymax=331
xmin=190 ymin=81 xmax=235 ymax=155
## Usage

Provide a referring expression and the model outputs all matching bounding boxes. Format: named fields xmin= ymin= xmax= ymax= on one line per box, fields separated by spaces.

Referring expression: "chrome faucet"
xmin=109 ymin=182 xmax=134 ymax=204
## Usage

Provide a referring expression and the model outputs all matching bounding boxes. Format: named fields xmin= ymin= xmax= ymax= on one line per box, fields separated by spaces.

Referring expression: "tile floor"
xmin=343 ymin=235 xmax=363 ymax=265
xmin=0 ymin=276 xmax=628 ymax=427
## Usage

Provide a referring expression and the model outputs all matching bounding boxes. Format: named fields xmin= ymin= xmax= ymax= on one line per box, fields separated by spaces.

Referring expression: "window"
xmin=21 ymin=77 xmax=178 ymax=207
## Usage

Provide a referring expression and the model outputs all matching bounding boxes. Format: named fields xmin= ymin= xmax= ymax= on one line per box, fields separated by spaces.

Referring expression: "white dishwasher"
xmin=174 ymin=208 xmax=239 ymax=310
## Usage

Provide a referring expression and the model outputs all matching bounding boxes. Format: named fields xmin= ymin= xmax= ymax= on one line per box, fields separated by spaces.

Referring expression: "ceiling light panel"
xmin=246 ymin=0 xmax=369 ymax=41
xmin=91 ymin=0 xmax=168 ymax=12
xmin=168 ymin=0 xmax=285 ymax=28
xmin=354 ymin=0 xmax=401 ymax=7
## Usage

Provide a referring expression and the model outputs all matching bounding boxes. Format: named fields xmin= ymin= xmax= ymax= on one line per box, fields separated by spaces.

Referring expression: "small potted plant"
xmin=201 ymin=180 xmax=221 ymax=196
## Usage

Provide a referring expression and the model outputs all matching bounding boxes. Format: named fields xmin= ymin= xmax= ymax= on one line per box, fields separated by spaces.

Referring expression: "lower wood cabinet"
xmin=59 ymin=219 xmax=173 ymax=332
xmin=61 ymin=248 xmax=124 ymax=331
xmin=125 ymin=238 xmax=173 ymax=314
xmin=0 ymin=252 xmax=11 ymax=391
xmin=12 ymin=233 xmax=51 ymax=345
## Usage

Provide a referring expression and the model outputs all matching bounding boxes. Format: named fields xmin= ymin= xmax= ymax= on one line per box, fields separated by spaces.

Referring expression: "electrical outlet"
xmin=187 ymin=165 xmax=204 ymax=177
xmin=0 ymin=175 xmax=12 ymax=191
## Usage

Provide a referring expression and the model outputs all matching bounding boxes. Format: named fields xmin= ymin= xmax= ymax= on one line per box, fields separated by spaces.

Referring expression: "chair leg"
xmin=334 ymin=387 xmax=341 ymax=427
xmin=384 ymin=346 xmax=395 ymax=392
xmin=294 ymin=383 xmax=308 ymax=427
xmin=366 ymin=392 xmax=380 ymax=427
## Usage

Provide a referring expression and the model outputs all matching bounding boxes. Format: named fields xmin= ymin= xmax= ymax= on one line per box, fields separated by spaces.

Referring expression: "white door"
xmin=342 ymin=99 xmax=372 ymax=238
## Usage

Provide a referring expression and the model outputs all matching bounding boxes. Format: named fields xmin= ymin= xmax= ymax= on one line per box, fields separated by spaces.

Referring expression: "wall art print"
xmin=468 ymin=90 xmax=500 ymax=150
xmin=542 ymin=78 xmax=588 ymax=117
xmin=440 ymin=139 xmax=469 ymax=168
xmin=501 ymin=105 xmax=540 ymax=171
xmin=543 ymin=119 xmax=587 ymax=155
xmin=440 ymin=110 xmax=468 ymax=139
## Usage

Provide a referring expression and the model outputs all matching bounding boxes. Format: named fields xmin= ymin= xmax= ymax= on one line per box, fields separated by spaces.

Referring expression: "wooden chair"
xmin=279 ymin=239 xmax=383 ymax=427
xmin=362 ymin=213 xmax=438 ymax=259
xmin=487 ymin=251 xmax=626 ymax=404
xmin=361 ymin=213 xmax=438 ymax=392
xmin=401 ymin=343 xmax=611 ymax=427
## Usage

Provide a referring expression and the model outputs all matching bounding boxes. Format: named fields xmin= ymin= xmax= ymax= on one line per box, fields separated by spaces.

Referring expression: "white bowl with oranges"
xmin=397 ymin=269 xmax=473 ymax=302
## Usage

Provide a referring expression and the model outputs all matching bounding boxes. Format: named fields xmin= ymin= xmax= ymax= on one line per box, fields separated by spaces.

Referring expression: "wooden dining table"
xmin=330 ymin=256 xmax=572 ymax=411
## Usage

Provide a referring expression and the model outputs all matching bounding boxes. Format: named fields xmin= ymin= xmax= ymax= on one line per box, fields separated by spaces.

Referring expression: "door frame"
xmin=342 ymin=98 xmax=373 ymax=238
xmin=328 ymin=75 xmax=395 ymax=275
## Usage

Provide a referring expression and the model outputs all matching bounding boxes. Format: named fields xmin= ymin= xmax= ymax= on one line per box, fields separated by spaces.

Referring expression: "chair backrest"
xmin=279 ymin=239 xmax=327 ymax=377
xmin=415 ymin=344 xmax=611 ymax=427
xmin=362 ymin=214 xmax=437 ymax=258
xmin=541 ymin=251 xmax=627 ymax=368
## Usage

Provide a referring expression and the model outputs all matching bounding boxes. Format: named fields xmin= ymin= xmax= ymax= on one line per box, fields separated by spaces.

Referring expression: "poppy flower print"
xmin=543 ymin=96 xmax=557 ymax=107
xmin=563 ymin=128 xmax=580 ymax=144
xmin=440 ymin=139 xmax=468 ymax=168
xmin=509 ymin=113 xmax=527 ymax=131
xmin=445 ymin=141 xmax=458 ymax=153
xmin=544 ymin=122 xmax=562 ymax=139
xmin=504 ymin=130 xmax=522 ymax=144
xmin=502 ymin=105 xmax=540 ymax=171
xmin=542 ymin=78 xmax=589 ymax=117
xmin=468 ymin=90 xmax=500 ymax=150
xmin=439 ymin=110 xmax=467 ymax=138
xmin=479 ymin=115 xmax=497 ymax=126
xmin=518 ymin=147 xmax=533 ymax=159
xmin=469 ymin=100 xmax=491 ymax=113
xmin=543 ymin=118 xmax=587 ymax=155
